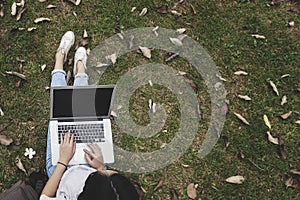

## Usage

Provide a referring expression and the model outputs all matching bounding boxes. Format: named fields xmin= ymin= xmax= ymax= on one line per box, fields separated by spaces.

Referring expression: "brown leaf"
xmin=238 ymin=148 xmax=245 ymax=159
xmin=15 ymin=156 xmax=27 ymax=174
xmin=285 ymin=178 xmax=300 ymax=189
xmin=78 ymin=37 xmax=91 ymax=48
xmin=5 ymin=71 xmax=26 ymax=80
xmin=233 ymin=112 xmax=250 ymax=125
xmin=184 ymin=76 xmax=199 ymax=90
xmin=0 ymin=3 xmax=4 ymax=17
xmin=171 ymin=10 xmax=181 ymax=16
xmin=46 ymin=4 xmax=57 ymax=9
xmin=164 ymin=51 xmax=180 ymax=62
xmin=290 ymin=169 xmax=300 ymax=176
xmin=16 ymin=5 xmax=26 ymax=21
xmin=190 ymin=4 xmax=197 ymax=14
xmin=278 ymin=134 xmax=287 ymax=159
xmin=139 ymin=46 xmax=151 ymax=59
xmin=0 ymin=135 xmax=13 ymax=146
xmin=222 ymin=136 xmax=229 ymax=148
xmin=15 ymin=80 xmax=21 ymax=87
xmin=238 ymin=94 xmax=251 ymax=101
xmin=251 ymin=34 xmax=266 ymax=39
xmin=281 ymin=95 xmax=287 ymax=105
xmin=0 ymin=107 xmax=4 ymax=116
xmin=266 ymin=131 xmax=279 ymax=145
xmin=34 ymin=17 xmax=51 ymax=23
xmin=187 ymin=183 xmax=197 ymax=199
xmin=234 ymin=70 xmax=248 ymax=75
xmin=153 ymin=180 xmax=163 ymax=191
xmin=11 ymin=2 xmax=17 ymax=16
xmin=170 ymin=188 xmax=179 ymax=200
xmin=269 ymin=80 xmax=279 ymax=96
xmin=280 ymin=111 xmax=292 ymax=119
xmin=157 ymin=5 xmax=168 ymax=14
xmin=169 ymin=37 xmax=183 ymax=46
xmin=139 ymin=8 xmax=147 ymax=16
xmin=225 ymin=175 xmax=245 ymax=184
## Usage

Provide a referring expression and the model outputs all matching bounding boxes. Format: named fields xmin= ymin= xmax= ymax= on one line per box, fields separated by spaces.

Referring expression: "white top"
xmin=40 ymin=165 xmax=96 ymax=200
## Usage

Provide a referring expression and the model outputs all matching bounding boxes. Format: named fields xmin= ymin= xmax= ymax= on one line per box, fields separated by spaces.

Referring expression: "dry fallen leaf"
xmin=170 ymin=188 xmax=179 ymax=200
xmin=234 ymin=112 xmax=250 ymax=125
xmin=290 ymin=169 xmax=300 ymax=176
xmin=110 ymin=110 xmax=117 ymax=118
xmin=165 ymin=51 xmax=180 ymax=62
xmin=177 ymin=34 xmax=187 ymax=41
xmin=296 ymin=120 xmax=300 ymax=124
xmin=139 ymin=8 xmax=147 ymax=16
xmin=177 ymin=71 xmax=186 ymax=76
xmin=285 ymin=178 xmax=300 ymax=189
xmin=184 ymin=76 xmax=199 ymax=90
xmin=0 ymin=3 xmax=4 ymax=17
xmin=281 ymin=95 xmax=287 ymax=105
xmin=15 ymin=156 xmax=27 ymax=174
xmin=187 ymin=183 xmax=197 ymax=199
xmin=105 ymin=53 xmax=117 ymax=64
xmin=269 ymin=80 xmax=279 ymax=96
xmin=157 ymin=5 xmax=168 ymax=14
xmin=251 ymin=34 xmax=266 ymax=39
xmin=27 ymin=27 xmax=37 ymax=32
xmin=0 ymin=107 xmax=4 ymax=116
xmin=171 ymin=10 xmax=181 ymax=16
xmin=34 ymin=17 xmax=51 ymax=23
xmin=11 ymin=2 xmax=17 ymax=16
xmin=5 ymin=71 xmax=26 ymax=80
xmin=281 ymin=74 xmax=290 ymax=78
xmin=152 ymin=26 xmax=159 ymax=36
xmin=288 ymin=21 xmax=295 ymax=27
xmin=139 ymin=46 xmax=151 ymax=59
xmin=131 ymin=7 xmax=136 ymax=12
xmin=46 ymin=4 xmax=56 ymax=9
xmin=0 ymin=135 xmax=13 ymax=146
xmin=153 ymin=180 xmax=163 ymax=191
xmin=225 ymin=175 xmax=245 ymax=184
xmin=234 ymin=70 xmax=248 ymax=75
xmin=280 ymin=111 xmax=292 ymax=120
xmin=266 ymin=131 xmax=279 ymax=145
xmin=16 ymin=6 xmax=26 ymax=21
xmin=83 ymin=29 xmax=88 ymax=37
xmin=176 ymin=28 xmax=186 ymax=34
xmin=41 ymin=64 xmax=46 ymax=71
xmin=238 ymin=94 xmax=251 ymax=101
xmin=263 ymin=114 xmax=271 ymax=129
xmin=169 ymin=37 xmax=182 ymax=46
xmin=216 ymin=74 xmax=227 ymax=82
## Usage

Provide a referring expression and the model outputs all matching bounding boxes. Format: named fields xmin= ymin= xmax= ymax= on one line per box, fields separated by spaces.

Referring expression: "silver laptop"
xmin=49 ymin=85 xmax=115 ymax=165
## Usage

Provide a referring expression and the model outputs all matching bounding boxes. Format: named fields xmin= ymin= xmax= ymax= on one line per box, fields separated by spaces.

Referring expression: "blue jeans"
xmin=46 ymin=69 xmax=89 ymax=177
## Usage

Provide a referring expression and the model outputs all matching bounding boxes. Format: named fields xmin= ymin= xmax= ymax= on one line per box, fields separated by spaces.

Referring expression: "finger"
xmin=83 ymin=148 xmax=96 ymax=159
xmin=60 ymin=133 xmax=64 ymax=145
xmin=72 ymin=141 xmax=76 ymax=154
xmin=70 ymin=133 xmax=74 ymax=144
xmin=85 ymin=152 xmax=92 ymax=164
xmin=63 ymin=132 xmax=69 ymax=144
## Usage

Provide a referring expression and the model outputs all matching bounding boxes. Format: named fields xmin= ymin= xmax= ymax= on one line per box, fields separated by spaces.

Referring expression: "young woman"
xmin=40 ymin=31 xmax=139 ymax=200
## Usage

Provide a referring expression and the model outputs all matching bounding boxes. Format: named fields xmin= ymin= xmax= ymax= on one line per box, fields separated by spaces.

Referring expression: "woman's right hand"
xmin=83 ymin=143 xmax=105 ymax=170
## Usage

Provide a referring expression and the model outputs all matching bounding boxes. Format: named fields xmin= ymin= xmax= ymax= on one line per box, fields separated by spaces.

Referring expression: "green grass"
xmin=1 ymin=0 xmax=300 ymax=199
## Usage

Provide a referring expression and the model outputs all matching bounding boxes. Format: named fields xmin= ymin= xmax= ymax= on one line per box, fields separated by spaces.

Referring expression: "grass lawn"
xmin=0 ymin=0 xmax=300 ymax=199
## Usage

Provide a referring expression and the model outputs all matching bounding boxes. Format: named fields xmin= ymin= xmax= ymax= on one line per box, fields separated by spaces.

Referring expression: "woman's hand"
xmin=83 ymin=143 xmax=104 ymax=170
xmin=59 ymin=132 xmax=76 ymax=165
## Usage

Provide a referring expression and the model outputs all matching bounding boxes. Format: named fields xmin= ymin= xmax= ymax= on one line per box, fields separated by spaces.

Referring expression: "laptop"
xmin=49 ymin=85 xmax=116 ymax=165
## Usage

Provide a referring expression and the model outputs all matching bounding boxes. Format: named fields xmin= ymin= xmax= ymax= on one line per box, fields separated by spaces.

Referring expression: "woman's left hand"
xmin=59 ymin=131 xmax=76 ymax=165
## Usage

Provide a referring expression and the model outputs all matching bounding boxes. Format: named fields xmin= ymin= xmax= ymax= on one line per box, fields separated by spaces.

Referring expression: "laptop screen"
xmin=51 ymin=86 xmax=114 ymax=119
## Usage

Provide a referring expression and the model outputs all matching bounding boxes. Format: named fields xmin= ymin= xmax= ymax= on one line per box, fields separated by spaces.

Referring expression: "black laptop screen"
xmin=52 ymin=87 xmax=114 ymax=119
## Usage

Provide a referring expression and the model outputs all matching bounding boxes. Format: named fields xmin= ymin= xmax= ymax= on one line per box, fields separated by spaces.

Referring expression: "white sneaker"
xmin=57 ymin=31 xmax=75 ymax=63
xmin=73 ymin=47 xmax=87 ymax=75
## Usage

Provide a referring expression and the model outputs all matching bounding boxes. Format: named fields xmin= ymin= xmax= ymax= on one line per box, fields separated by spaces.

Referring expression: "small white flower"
xmin=24 ymin=148 xmax=36 ymax=159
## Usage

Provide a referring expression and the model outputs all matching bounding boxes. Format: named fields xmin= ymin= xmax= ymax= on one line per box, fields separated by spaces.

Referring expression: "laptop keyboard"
xmin=58 ymin=123 xmax=105 ymax=144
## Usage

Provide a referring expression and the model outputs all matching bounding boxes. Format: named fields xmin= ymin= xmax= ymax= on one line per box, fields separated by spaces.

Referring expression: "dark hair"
xmin=78 ymin=172 xmax=139 ymax=200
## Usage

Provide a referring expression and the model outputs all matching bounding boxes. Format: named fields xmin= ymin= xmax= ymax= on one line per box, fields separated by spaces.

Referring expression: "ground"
xmin=0 ymin=0 xmax=299 ymax=199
